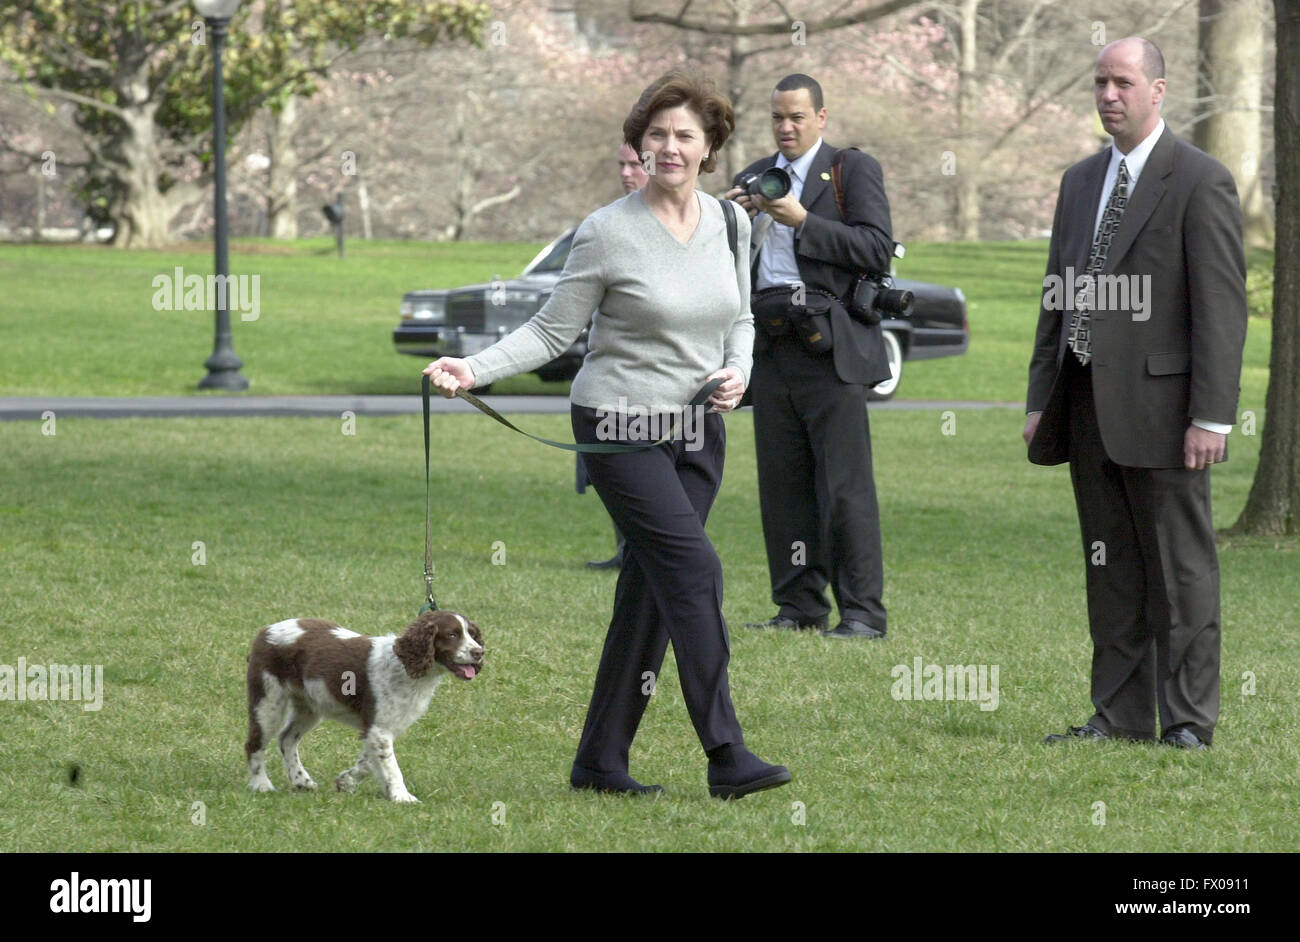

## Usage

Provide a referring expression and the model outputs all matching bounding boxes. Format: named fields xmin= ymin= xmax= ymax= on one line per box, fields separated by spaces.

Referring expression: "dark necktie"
xmin=1069 ymin=158 xmax=1130 ymax=365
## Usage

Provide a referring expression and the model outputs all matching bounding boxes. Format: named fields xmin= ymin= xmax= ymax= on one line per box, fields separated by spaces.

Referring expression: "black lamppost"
xmin=196 ymin=0 xmax=248 ymax=390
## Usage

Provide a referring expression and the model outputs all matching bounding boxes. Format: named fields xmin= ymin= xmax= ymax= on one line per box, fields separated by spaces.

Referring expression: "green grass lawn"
xmin=0 ymin=238 xmax=1275 ymax=408
xmin=2 ymin=408 xmax=1294 ymax=852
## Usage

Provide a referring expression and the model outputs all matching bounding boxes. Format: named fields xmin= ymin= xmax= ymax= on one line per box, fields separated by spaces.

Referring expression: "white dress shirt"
xmin=1092 ymin=118 xmax=1165 ymax=239
xmin=756 ymin=137 xmax=823 ymax=291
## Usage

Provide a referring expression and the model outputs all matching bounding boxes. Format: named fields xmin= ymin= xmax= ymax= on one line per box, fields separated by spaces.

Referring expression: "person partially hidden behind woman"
xmin=578 ymin=141 xmax=649 ymax=570
xmin=425 ymin=70 xmax=791 ymax=800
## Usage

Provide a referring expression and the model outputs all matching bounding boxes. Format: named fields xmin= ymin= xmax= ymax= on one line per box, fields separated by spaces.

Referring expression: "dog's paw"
xmin=335 ymin=774 xmax=357 ymax=793
xmin=291 ymin=777 xmax=318 ymax=791
xmin=248 ymin=778 xmax=276 ymax=794
xmin=388 ymin=790 xmax=420 ymax=804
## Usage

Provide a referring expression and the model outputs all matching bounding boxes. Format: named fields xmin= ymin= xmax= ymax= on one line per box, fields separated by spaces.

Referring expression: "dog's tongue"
xmin=456 ymin=664 xmax=478 ymax=680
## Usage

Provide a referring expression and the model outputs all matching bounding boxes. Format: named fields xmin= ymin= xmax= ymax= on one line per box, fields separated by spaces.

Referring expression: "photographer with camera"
xmin=725 ymin=73 xmax=895 ymax=640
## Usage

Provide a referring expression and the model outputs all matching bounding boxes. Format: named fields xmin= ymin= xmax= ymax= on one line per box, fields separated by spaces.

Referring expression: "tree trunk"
xmin=112 ymin=100 xmax=173 ymax=248
xmin=106 ymin=58 xmax=179 ymax=249
xmin=358 ymin=175 xmax=372 ymax=240
xmin=1196 ymin=0 xmax=1274 ymax=248
xmin=725 ymin=5 xmax=753 ymax=183
xmin=954 ymin=0 xmax=981 ymax=241
xmin=34 ymin=169 xmax=45 ymax=241
xmin=1229 ymin=0 xmax=1300 ymax=536
xmin=267 ymin=96 xmax=299 ymax=240
xmin=445 ymin=96 xmax=471 ymax=241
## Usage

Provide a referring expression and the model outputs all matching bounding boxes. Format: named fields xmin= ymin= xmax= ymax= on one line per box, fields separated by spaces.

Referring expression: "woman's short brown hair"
xmin=623 ymin=71 xmax=735 ymax=175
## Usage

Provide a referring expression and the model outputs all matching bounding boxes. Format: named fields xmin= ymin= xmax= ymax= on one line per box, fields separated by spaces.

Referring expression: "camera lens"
xmin=741 ymin=166 xmax=792 ymax=201
xmin=757 ymin=167 xmax=792 ymax=200
xmin=878 ymin=288 xmax=914 ymax=316
xmin=758 ymin=167 xmax=791 ymax=200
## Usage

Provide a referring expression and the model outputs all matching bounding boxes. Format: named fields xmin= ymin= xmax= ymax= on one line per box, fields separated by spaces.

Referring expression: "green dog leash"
xmin=418 ymin=374 xmax=725 ymax=615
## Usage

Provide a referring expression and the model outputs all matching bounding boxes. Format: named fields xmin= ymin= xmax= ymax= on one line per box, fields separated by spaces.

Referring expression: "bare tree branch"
xmin=884 ymin=52 xmax=951 ymax=98
xmin=630 ymin=0 xmax=919 ymax=36
xmin=982 ymin=67 xmax=1093 ymax=157
xmin=0 ymin=80 xmax=129 ymax=121
xmin=738 ymin=39 xmax=801 ymax=58
xmin=989 ymin=0 xmax=1054 ymax=75
xmin=151 ymin=0 xmax=194 ymax=24
xmin=467 ymin=183 xmax=522 ymax=218
xmin=47 ymin=35 xmax=115 ymax=75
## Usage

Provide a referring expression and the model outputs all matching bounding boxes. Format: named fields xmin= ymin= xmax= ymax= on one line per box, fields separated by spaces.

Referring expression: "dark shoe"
xmin=822 ymin=619 xmax=886 ymax=640
xmin=1044 ymin=723 xmax=1109 ymax=744
xmin=1160 ymin=726 xmax=1209 ymax=750
xmin=744 ymin=614 xmax=827 ymax=631
xmin=707 ymin=744 xmax=792 ymax=800
xmin=569 ymin=765 xmax=663 ymax=794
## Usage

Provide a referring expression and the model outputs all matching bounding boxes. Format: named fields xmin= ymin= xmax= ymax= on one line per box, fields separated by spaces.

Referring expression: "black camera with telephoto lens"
xmin=736 ymin=166 xmax=793 ymax=201
xmin=847 ymin=243 xmax=913 ymax=325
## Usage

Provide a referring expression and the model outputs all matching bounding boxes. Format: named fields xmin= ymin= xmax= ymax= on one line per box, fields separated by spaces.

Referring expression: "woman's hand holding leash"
xmin=423 ymin=357 xmax=476 ymax=398
xmin=706 ymin=366 xmax=745 ymax=413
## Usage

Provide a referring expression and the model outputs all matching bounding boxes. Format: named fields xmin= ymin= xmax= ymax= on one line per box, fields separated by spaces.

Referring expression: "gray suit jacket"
xmin=1027 ymin=126 xmax=1247 ymax=468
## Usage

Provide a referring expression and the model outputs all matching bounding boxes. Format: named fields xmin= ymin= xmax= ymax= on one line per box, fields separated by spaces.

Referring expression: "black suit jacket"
xmin=734 ymin=142 xmax=895 ymax=385
xmin=1027 ymin=127 xmax=1247 ymax=468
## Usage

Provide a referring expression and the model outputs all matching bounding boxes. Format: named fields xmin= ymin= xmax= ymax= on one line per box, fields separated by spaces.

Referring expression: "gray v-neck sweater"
xmin=465 ymin=189 xmax=753 ymax=413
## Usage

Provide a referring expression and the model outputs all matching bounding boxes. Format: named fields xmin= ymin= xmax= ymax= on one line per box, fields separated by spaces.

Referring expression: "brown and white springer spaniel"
xmin=245 ymin=610 xmax=483 ymax=803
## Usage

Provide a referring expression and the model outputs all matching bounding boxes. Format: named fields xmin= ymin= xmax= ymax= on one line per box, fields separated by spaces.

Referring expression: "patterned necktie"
xmin=1069 ymin=158 xmax=1130 ymax=365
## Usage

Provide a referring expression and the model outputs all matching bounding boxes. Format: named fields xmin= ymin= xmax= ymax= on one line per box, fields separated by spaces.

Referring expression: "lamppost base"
xmin=198 ymin=373 xmax=249 ymax=391
xmin=199 ymin=351 xmax=249 ymax=390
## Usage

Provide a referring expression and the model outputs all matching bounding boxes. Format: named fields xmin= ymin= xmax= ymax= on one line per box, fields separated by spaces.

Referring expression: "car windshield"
xmin=523 ymin=230 xmax=575 ymax=275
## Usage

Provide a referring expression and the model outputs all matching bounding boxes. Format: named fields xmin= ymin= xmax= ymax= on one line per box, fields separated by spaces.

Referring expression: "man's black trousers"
xmin=1063 ymin=355 xmax=1221 ymax=743
xmin=751 ymin=335 xmax=887 ymax=630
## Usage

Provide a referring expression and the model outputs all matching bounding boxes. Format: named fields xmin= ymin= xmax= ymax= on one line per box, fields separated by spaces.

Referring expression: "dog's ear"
xmin=393 ymin=614 xmax=439 ymax=678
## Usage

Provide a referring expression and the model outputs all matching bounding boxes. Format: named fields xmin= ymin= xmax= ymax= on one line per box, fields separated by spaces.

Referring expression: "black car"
xmin=394 ymin=227 xmax=968 ymax=400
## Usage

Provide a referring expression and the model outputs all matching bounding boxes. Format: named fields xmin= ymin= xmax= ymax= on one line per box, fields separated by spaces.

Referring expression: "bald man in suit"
xmin=1025 ymin=38 xmax=1246 ymax=749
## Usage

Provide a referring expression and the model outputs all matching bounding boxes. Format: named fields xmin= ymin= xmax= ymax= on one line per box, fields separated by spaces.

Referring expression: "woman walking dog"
xmin=425 ymin=71 xmax=790 ymax=799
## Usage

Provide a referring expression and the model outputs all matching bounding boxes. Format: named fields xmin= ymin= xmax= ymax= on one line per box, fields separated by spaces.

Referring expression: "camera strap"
xmin=720 ymin=195 xmax=738 ymax=262
xmin=830 ymin=146 xmax=861 ymax=223
xmin=829 ymin=146 xmax=886 ymax=318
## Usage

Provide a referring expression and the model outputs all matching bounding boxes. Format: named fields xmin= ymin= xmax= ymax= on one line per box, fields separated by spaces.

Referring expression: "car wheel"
xmin=866 ymin=330 xmax=903 ymax=402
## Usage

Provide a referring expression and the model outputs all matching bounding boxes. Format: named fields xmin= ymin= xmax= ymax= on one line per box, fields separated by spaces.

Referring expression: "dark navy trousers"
xmin=571 ymin=404 xmax=744 ymax=771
